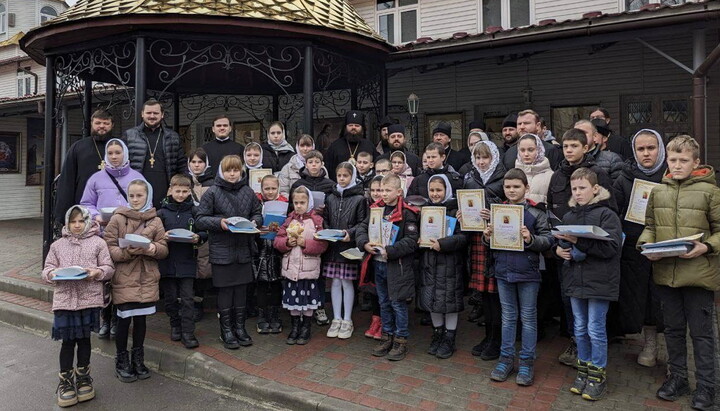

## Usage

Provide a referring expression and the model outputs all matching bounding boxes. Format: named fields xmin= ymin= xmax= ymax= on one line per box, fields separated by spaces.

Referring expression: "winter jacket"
xmin=261 ymin=142 xmax=295 ymax=173
xmin=547 ymin=155 xmax=617 ymax=220
xmin=123 ymin=124 xmax=186 ymax=181
xmin=157 ymin=197 xmax=207 ymax=279
xmin=80 ymin=165 xmax=145 ymax=220
xmin=614 ymin=160 xmax=666 ymax=242
xmin=195 ymin=175 xmax=263 ymax=265
xmin=484 ymin=201 xmax=553 ymax=283
xmin=607 ymin=133 xmax=633 ymax=161
xmin=278 ymin=155 xmax=304 ymax=196
xmin=378 ymin=148 xmax=422 ymax=176
xmin=289 ymin=167 xmax=335 ymax=199
xmin=323 ymin=183 xmax=368 ymax=263
xmin=444 ymin=146 xmax=466 ymax=173
xmin=589 ymin=146 xmax=624 ymax=181
xmin=254 ymin=195 xmax=288 ymax=283
xmin=324 ymin=136 xmax=378 ymax=182
xmin=273 ymin=211 xmax=328 ymax=281
xmin=190 ymin=172 xmax=213 ymax=279
xmin=407 ymin=166 xmax=463 ymax=199
xmin=557 ymin=188 xmax=622 ymax=301
xmin=637 ymin=166 xmax=720 ymax=291
xmin=503 ymin=141 xmax=562 ymax=172
xmin=463 ymin=165 xmax=507 ymax=206
xmin=356 ymin=200 xmax=420 ymax=301
xmin=200 ymin=138 xmax=245 ymax=179
xmin=104 ymin=207 xmax=169 ymax=305
xmin=515 ymin=157 xmax=553 ymax=205
xmin=42 ymin=223 xmax=115 ymax=311
xmin=419 ymin=200 xmax=467 ymax=313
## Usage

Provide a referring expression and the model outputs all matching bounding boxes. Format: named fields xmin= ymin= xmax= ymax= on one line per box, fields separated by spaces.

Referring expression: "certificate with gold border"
xmin=490 ymin=204 xmax=524 ymax=251
xmin=368 ymin=207 xmax=384 ymax=246
xmin=457 ymin=189 xmax=486 ymax=231
xmin=249 ymin=168 xmax=273 ymax=193
xmin=419 ymin=206 xmax=447 ymax=248
xmin=625 ymin=179 xmax=660 ymax=225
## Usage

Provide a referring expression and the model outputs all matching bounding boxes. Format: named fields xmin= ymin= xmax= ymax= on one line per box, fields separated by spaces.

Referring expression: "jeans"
xmin=374 ymin=261 xmax=409 ymax=338
xmin=161 ymin=277 xmax=195 ymax=333
xmin=497 ymin=279 xmax=540 ymax=359
xmin=570 ymin=297 xmax=610 ymax=368
xmin=656 ymin=285 xmax=716 ymax=389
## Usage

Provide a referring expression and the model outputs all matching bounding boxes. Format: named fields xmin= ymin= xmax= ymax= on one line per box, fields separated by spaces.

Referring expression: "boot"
xmin=436 ymin=329 xmax=456 ymax=359
xmin=168 ymin=303 xmax=181 ymax=341
xmin=480 ymin=339 xmax=500 ymax=361
xmin=114 ymin=351 xmax=137 ymax=383
xmin=109 ymin=313 xmax=118 ymax=340
xmin=170 ymin=326 xmax=182 ymax=341
xmin=516 ymin=357 xmax=534 ymax=386
xmin=360 ymin=292 xmax=372 ymax=311
xmin=233 ymin=307 xmax=253 ymax=346
xmin=218 ymin=308 xmax=240 ymax=349
xmin=130 ymin=347 xmax=150 ymax=380
xmin=490 ymin=355 xmax=514 ymax=382
xmin=268 ymin=306 xmax=283 ymax=334
xmin=75 ymin=366 xmax=95 ymax=403
xmin=181 ymin=332 xmax=199 ymax=349
xmin=56 ymin=370 xmax=78 ymax=407
xmin=656 ymin=374 xmax=690 ymax=401
xmin=691 ymin=385 xmax=715 ymax=411
xmin=372 ymin=333 xmax=394 ymax=357
xmin=558 ymin=337 xmax=577 ymax=367
xmin=286 ymin=315 xmax=301 ymax=345
xmin=637 ymin=326 xmax=658 ymax=367
xmin=256 ymin=307 xmax=271 ymax=334
xmin=387 ymin=336 xmax=408 ymax=361
xmin=468 ymin=304 xmax=483 ymax=323
xmin=193 ymin=300 xmax=204 ymax=322
xmin=427 ymin=327 xmax=445 ymax=356
xmin=296 ymin=316 xmax=312 ymax=345
xmin=581 ymin=364 xmax=606 ymax=401
xmin=364 ymin=315 xmax=381 ymax=338
xmin=471 ymin=337 xmax=489 ymax=357
xmin=570 ymin=359 xmax=588 ymax=394
xmin=98 ymin=309 xmax=110 ymax=340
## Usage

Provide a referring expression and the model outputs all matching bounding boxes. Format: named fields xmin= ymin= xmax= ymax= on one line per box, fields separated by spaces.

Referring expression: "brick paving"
xmin=0 ymin=219 xmax=715 ymax=410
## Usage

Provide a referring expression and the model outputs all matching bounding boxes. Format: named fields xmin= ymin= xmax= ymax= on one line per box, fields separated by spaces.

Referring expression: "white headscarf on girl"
xmin=335 ymin=162 xmax=358 ymax=195
xmin=428 ymin=174 xmax=453 ymax=204
xmin=516 ymin=134 xmax=546 ymax=165
xmin=473 ymin=141 xmax=501 ymax=185
xmin=187 ymin=152 xmax=210 ymax=177
xmin=294 ymin=185 xmax=314 ymax=211
xmin=244 ymin=142 xmax=264 ymax=170
xmin=64 ymin=205 xmax=93 ymax=236
xmin=104 ymin=138 xmax=130 ymax=170
xmin=632 ymin=129 xmax=666 ymax=176
xmin=267 ymin=122 xmax=295 ymax=153
xmin=128 ymin=179 xmax=154 ymax=212
xmin=291 ymin=137 xmax=315 ymax=170
xmin=390 ymin=150 xmax=412 ymax=176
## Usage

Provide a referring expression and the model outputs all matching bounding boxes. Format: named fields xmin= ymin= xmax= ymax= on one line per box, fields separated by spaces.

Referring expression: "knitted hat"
xmin=432 ymin=122 xmax=452 ymax=138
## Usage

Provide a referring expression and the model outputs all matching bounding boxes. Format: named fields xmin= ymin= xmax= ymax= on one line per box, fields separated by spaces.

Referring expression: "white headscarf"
xmin=267 ymin=123 xmax=295 ymax=153
xmin=335 ymin=162 xmax=358 ymax=194
xmin=104 ymin=138 xmax=130 ymax=170
xmin=428 ymin=174 xmax=453 ymax=204
xmin=187 ymin=152 xmax=210 ymax=177
xmin=64 ymin=205 xmax=93 ymax=236
xmin=632 ymin=129 xmax=666 ymax=176
xmin=293 ymin=185 xmax=314 ymax=211
xmin=244 ymin=142 xmax=264 ymax=170
xmin=128 ymin=179 xmax=154 ymax=212
xmin=390 ymin=150 xmax=412 ymax=176
xmin=291 ymin=138 xmax=315 ymax=170
xmin=516 ymin=134 xmax=546 ymax=165
xmin=473 ymin=141 xmax=501 ymax=184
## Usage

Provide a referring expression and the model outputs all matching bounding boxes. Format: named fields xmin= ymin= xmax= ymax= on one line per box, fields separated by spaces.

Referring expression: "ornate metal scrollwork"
xmin=313 ymin=89 xmax=351 ymax=119
xmin=179 ymin=94 xmax=272 ymax=126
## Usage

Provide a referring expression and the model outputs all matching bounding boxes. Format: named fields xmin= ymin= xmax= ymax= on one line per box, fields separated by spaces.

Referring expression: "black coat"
xmin=261 ymin=142 xmax=294 ymax=173
xmin=443 ymin=146 xmax=466 ymax=172
xmin=157 ymin=197 xmax=207 ymax=278
xmin=324 ymin=136 xmax=377 ymax=182
xmin=378 ymin=148 xmax=422 ymax=177
xmin=502 ymin=141 xmax=562 ymax=172
xmin=463 ymin=165 xmax=507 ymax=206
xmin=557 ymin=188 xmax=622 ymax=301
xmin=200 ymin=139 xmax=245 ymax=179
xmin=607 ymin=133 xmax=633 ymax=161
xmin=407 ymin=166 xmax=463 ymax=199
xmin=547 ymin=155 xmax=617 ymax=220
xmin=419 ymin=200 xmax=467 ymax=314
xmin=289 ymin=168 xmax=335 ymax=198
xmin=323 ymin=184 xmax=368 ymax=263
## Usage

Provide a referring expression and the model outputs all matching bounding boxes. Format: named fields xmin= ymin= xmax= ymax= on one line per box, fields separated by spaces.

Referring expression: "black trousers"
xmin=161 ymin=277 xmax=195 ymax=333
xmin=483 ymin=291 xmax=502 ymax=344
xmin=657 ymin=285 xmax=716 ymax=389
xmin=217 ymin=284 xmax=248 ymax=311
xmin=59 ymin=338 xmax=91 ymax=371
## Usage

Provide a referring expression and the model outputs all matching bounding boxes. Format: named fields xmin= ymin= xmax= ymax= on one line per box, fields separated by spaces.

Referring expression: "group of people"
xmin=44 ymin=102 xmax=716 ymax=411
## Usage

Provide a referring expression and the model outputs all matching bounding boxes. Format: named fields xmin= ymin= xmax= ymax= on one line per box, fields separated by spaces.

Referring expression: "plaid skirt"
xmin=468 ymin=233 xmax=497 ymax=294
xmin=322 ymin=262 xmax=359 ymax=280
xmin=52 ymin=307 xmax=101 ymax=341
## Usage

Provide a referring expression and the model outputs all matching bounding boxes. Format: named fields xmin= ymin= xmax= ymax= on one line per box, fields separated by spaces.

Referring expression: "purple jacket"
xmin=80 ymin=163 xmax=144 ymax=220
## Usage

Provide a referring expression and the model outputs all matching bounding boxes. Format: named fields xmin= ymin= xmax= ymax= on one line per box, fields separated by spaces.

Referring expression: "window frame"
xmin=375 ymin=0 xmax=420 ymax=45
xmin=17 ymin=70 xmax=35 ymax=97
xmin=620 ymin=0 xmax=686 ymax=12
xmin=0 ymin=2 xmax=7 ymax=34
xmin=478 ymin=0 xmax=534 ymax=31
xmin=40 ymin=5 xmax=58 ymax=24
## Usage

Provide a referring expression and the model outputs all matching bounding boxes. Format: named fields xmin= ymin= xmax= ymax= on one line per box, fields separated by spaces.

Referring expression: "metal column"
xmin=303 ymin=46 xmax=314 ymax=137
xmin=83 ymin=78 xmax=92 ymax=137
xmin=173 ymin=92 xmax=180 ymax=132
xmin=380 ymin=71 xmax=388 ymax=120
xmin=42 ymin=56 xmax=57 ymax=259
xmin=134 ymin=37 xmax=147 ymax=124
xmin=692 ymin=29 xmax=707 ymax=162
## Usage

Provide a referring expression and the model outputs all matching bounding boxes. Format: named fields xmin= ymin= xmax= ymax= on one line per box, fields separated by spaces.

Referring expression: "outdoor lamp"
xmin=407 ymin=93 xmax=419 ymax=116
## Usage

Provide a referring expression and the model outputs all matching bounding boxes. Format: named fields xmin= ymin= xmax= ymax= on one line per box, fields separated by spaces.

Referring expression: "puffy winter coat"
xmin=407 ymin=166 xmax=463 ymax=199
xmin=547 ymin=155 xmax=617 ymax=220
xmin=190 ymin=172 xmax=213 ymax=279
xmin=590 ymin=146 xmax=624 ymax=181
xmin=323 ymin=183 xmax=368 ymax=263
xmin=515 ymin=157 xmax=553 ymax=205
xmin=289 ymin=168 xmax=336 ymax=199
xmin=261 ymin=142 xmax=295 ymax=173
xmin=278 ymin=155 xmax=303 ymax=196
xmin=195 ymin=175 xmax=263 ymax=265
xmin=123 ymin=124 xmax=186 ymax=180
xmin=419 ymin=200 xmax=467 ymax=313
xmin=157 ymin=197 xmax=207 ymax=279
xmin=637 ymin=166 xmax=720 ymax=291
xmin=463 ymin=165 xmax=507 ymax=206
xmin=273 ymin=211 xmax=328 ymax=281
xmin=104 ymin=207 xmax=169 ymax=305
xmin=80 ymin=164 xmax=144 ymax=220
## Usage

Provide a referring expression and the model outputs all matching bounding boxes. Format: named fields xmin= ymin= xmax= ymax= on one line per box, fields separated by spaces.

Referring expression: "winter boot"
xmin=114 ymin=351 xmax=137 ymax=383
xmin=516 ymin=357 xmax=535 ymax=386
xmin=256 ymin=307 xmax=271 ymax=334
xmin=168 ymin=302 xmax=181 ymax=341
xmin=75 ymin=366 xmax=95 ymax=403
xmin=581 ymin=364 xmax=607 ymax=401
xmin=558 ymin=337 xmax=578 ymax=367
xmin=468 ymin=304 xmax=484 ymax=323
xmin=56 ymin=370 xmax=78 ymax=407
xmin=296 ymin=315 xmax=312 ymax=345
xmin=109 ymin=311 xmax=118 ymax=340
xmin=480 ymin=339 xmax=500 ymax=361
xmin=471 ymin=337 xmax=489 ymax=357
xmin=218 ymin=308 xmax=240 ymax=349
xmin=691 ymin=385 xmax=715 ymax=411
xmin=372 ymin=333 xmax=394 ymax=357
xmin=570 ymin=359 xmax=588 ymax=394
xmin=98 ymin=307 xmax=110 ymax=340
xmin=268 ymin=306 xmax=283 ymax=333
xmin=181 ymin=332 xmax=199 ymax=349
xmin=637 ymin=326 xmax=658 ymax=367
xmin=364 ymin=315 xmax=381 ymax=338
xmin=387 ymin=336 xmax=408 ymax=361
xmin=427 ymin=327 xmax=445 ymax=356
xmin=233 ymin=307 xmax=253 ymax=346
xmin=490 ymin=356 xmax=515 ymax=382
xmin=131 ymin=347 xmax=150 ymax=380
xmin=286 ymin=315 xmax=301 ymax=345
xmin=656 ymin=374 xmax=690 ymax=401
xmin=436 ymin=329 xmax=457 ymax=359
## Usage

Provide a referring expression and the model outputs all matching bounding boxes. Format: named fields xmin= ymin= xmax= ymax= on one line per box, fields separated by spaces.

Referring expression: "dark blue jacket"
xmin=157 ymin=196 xmax=207 ymax=278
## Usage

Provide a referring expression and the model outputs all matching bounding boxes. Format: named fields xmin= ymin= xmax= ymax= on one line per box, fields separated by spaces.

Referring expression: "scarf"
xmin=516 ymin=134 xmax=546 ymax=165
xmin=473 ymin=141 xmax=501 ymax=184
xmin=104 ymin=138 xmax=130 ymax=171
xmin=244 ymin=143 xmax=264 ymax=170
xmin=427 ymin=174 xmax=453 ymax=203
xmin=267 ymin=123 xmax=295 ymax=153
xmin=632 ymin=129 xmax=666 ymax=176
xmin=291 ymin=140 xmax=314 ymax=170
xmin=64 ymin=205 xmax=93 ymax=236
xmin=293 ymin=184 xmax=314 ymax=211
xmin=128 ymin=179 xmax=154 ymax=212
xmin=187 ymin=154 xmax=210 ymax=177
xmin=390 ymin=150 xmax=412 ymax=176
xmin=335 ymin=163 xmax=358 ymax=195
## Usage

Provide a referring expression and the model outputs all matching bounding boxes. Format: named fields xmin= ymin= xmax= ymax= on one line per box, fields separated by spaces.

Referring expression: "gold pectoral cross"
xmin=98 ymin=160 xmax=106 ymax=170
xmin=149 ymin=155 xmax=155 ymax=168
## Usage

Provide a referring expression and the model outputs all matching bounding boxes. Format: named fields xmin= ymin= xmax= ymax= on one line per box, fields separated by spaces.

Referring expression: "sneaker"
xmin=581 ymin=364 xmax=606 ymax=401
xmin=75 ymin=366 xmax=95 ymax=403
xmin=314 ymin=309 xmax=329 ymax=326
xmin=691 ymin=386 xmax=715 ymax=411
xmin=338 ymin=320 xmax=354 ymax=339
xmin=515 ymin=358 xmax=534 ymax=386
xmin=326 ymin=319 xmax=342 ymax=338
xmin=490 ymin=356 xmax=514 ymax=382
xmin=387 ymin=336 xmax=408 ymax=361
xmin=570 ymin=359 xmax=588 ymax=395
xmin=656 ymin=374 xmax=690 ymax=401
xmin=56 ymin=370 xmax=78 ymax=407
xmin=558 ymin=338 xmax=578 ymax=367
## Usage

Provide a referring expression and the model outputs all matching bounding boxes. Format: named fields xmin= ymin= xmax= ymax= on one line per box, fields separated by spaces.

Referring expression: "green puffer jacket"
xmin=637 ymin=166 xmax=720 ymax=291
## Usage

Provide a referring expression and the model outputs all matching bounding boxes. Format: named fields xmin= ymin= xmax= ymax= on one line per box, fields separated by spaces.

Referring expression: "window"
xmin=624 ymin=0 xmax=684 ymax=11
xmin=17 ymin=69 xmax=35 ymax=97
xmin=0 ymin=3 xmax=6 ymax=34
xmin=376 ymin=0 xmax=418 ymax=45
xmin=481 ymin=0 xmax=530 ymax=30
xmin=40 ymin=6 xmax=58 ymax=23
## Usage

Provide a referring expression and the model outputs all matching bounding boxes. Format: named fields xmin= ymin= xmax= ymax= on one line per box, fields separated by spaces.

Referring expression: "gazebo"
xmin=20 ymin=0 xmax=392 ymax=256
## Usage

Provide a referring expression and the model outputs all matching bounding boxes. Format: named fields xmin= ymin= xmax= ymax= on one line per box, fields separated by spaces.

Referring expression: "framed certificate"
xmin=249 ymin=168 xmax=273 ymax=193
xmin=457 ymin=189 xmax=486 ymax=231
xmin=490 ymin=204 xmax=524 ymax=251
xmin=368 ymin=207 xmax=384 ymax=246
xmin=419 ymin=206 xmax=447 ymax=248
xmin=625 ymin=179 xmax=660 ymax=225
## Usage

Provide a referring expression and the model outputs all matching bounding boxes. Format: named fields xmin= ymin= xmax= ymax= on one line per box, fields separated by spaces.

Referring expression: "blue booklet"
xmin=446 ymin=216 xmax=457 ymax=237
xmin=260 ymin=214 xmax=286 ymax=240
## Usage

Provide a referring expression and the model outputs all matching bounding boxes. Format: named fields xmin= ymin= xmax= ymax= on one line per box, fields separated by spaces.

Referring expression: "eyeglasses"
xmin=376 ymin=169 xmax=391 ymax=173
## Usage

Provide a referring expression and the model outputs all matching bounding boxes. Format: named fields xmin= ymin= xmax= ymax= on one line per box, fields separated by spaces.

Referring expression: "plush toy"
xmin=286 ymin=220 xmax=304 ymax=238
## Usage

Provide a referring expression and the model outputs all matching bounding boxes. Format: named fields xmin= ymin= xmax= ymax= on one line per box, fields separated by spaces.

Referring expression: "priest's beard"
xmin=344 ymin=129 xmax=362 ymax=143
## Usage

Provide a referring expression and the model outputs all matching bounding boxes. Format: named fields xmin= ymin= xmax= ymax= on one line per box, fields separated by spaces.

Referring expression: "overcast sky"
xmin=66 ymin=0 xmax=77 ymax=5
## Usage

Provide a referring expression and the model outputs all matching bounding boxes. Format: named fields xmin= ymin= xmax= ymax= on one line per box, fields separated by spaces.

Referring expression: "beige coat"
xmin=516 ymin=157 xmax=553 ymax=205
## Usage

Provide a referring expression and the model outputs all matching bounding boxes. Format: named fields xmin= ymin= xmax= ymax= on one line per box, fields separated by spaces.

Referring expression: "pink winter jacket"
xmin=273 ymin=211 xmax=328 ymax=281
xmin=42 ymin=223 xmax=115 ymax=311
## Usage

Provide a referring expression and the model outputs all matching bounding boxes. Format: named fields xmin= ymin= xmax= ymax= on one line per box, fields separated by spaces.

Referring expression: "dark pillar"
xmin=380 ymin=70 xmax=388 ymax=120
xmin=272 ymin=94 xmax=280 ymax=121
xmin=303 ymin=46 xmax=314 ymax=137
xmin=42 ymin=56 xmax=57 ymax=259
xmin=351 ymin=87 xmax=358 ymax=110
xmin=134 ymin=37 xmax=147 ymax=124
xmin=173 ymin=92 xmax=180 ymax=132
xmin=83 ymin=78 xmax=92 ymax=138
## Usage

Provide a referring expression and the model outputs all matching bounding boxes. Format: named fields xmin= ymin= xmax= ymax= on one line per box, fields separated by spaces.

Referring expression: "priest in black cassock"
xmin=201 ymin=114 xmax=245 ymax=179
xmin=323 ymin=110 xmax=378 ymax=181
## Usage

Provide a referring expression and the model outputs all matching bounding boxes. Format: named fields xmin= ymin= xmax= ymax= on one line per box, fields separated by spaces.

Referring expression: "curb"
xmin=0 ymin=274 xmax=54 ymax=303
xmin=0 ymin=297 xmax=371 ymax=411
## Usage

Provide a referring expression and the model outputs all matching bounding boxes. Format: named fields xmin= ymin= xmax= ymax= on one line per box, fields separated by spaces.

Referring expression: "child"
xmin=390 ymin=150 xmax=414 ymax=195
xmin=463 ymin=141 xmax=506 ymax=360
xmin=158 ymin=174 xmax=206 ymax=349
xmin=262 ymin=121 xmax=295 ymax=173
xmin=195 ymin=155 xmax=263 ymax=350
xmin=255 ymin=174 xmax=288 ymax=334
xmin=104 ymin=179 xmax=168 ymax=383
xmin=638 ymin=135 xmax=719 ymax=410
xmin=420 ymin=175 xmax=467 ymax=359
xmin=357 ymin=173 xmax=420 ymax=361
xmin=374 ymin=158 xmax=392 ymax=177
xmin=279 ymin=134 xmax=315 ymax=197
xmin=244 ymin=142 xmax=264 ymax=171
xmin=407 ymin=142 xmax=462 ymax=198
xmin=361 ymin=174 xmax=385 ymax=339
xmin=187 ymin=147 xmax=213 ymax=321
xmin=368 ymin=175 xmax=384 ymax=204
xmin=355 ymin=151 xmax=376 ymax=190
xmin=484 ymin=168 xmax=552 ymax=386
xmin=273 ymin=186 xmax=329 ymax=345
xmin=323 ymin=162 xmax=368 ymax=339
xmin=555 ymin=168 xmax=622 ymax=401
xmin=42 ymin=205 xmax=115 ymax=407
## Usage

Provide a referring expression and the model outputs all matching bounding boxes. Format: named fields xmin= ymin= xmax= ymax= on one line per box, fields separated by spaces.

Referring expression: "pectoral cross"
xmin=98 ymin=160 xmax=106 ymax=170
xmin=149 ymin=155 xmax=155 ymax=168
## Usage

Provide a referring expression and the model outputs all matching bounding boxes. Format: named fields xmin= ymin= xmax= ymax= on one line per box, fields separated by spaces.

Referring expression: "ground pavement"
xmin=0 ymin=218 xmax=718 ymax=411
